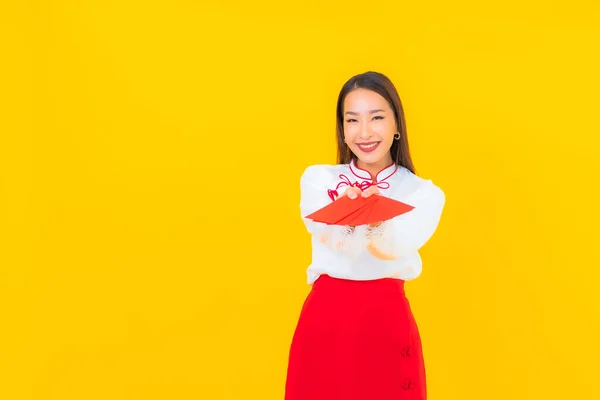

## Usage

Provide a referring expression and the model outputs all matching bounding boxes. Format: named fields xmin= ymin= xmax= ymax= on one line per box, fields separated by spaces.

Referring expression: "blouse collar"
xmin=349 ymin=158 xmax=398 ymax=183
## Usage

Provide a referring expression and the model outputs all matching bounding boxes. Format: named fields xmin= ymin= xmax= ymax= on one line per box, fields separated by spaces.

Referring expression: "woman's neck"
xmin=356 ymin=155 xmax=394 ymax=181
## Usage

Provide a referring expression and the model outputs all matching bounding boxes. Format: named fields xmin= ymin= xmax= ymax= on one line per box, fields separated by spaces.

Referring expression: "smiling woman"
xmin=284 ymin=71 xmax=445 ymax=400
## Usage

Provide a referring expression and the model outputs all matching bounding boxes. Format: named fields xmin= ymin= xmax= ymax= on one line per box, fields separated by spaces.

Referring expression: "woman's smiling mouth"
xmin=356 ymin=141 xmax=381 ymax=153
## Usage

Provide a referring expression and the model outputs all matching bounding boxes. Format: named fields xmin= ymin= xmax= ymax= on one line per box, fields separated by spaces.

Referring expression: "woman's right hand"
xmin=338 ymin=185 xmax=380 ymax=200
xmin=337 ymin=187 xmax=362 ymax=200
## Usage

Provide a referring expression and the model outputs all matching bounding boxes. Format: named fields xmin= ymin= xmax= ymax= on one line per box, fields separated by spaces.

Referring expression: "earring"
xmin=394 ymin=132 xmax=400 ymax=140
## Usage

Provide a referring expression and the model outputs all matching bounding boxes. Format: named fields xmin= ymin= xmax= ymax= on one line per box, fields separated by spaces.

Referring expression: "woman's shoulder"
xmin=398 ymin=167 xmax=445 ymax=203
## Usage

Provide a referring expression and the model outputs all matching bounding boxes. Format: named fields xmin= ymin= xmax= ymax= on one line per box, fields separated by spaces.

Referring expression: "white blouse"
xmin=300 ymin=159 xmax=445 ymax=285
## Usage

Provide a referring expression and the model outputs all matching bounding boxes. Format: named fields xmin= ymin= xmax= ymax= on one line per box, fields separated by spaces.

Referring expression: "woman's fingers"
xmin=338 ymin=186 xmax=381 ymax=200
xmin=347 ymin=188 xmax=360 ymax=199
xmin=361 ymin=186 xmax=381 ymax=198
xmin=338 ymin=187 xmax=361 ymax=200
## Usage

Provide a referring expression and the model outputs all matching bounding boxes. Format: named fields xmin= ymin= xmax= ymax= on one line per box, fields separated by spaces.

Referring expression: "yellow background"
xmin=2 ymin=1 xmax=599 ymax=399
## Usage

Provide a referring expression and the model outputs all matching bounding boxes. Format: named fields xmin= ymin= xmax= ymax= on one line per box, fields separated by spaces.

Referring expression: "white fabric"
xmin=300 ymin=159 xmax=445 ymax=285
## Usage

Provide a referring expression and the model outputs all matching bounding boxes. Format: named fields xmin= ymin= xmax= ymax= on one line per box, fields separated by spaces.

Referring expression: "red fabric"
xmin=305 ymin=195 xmax=415 ymax=226
xmin=285 ymin=275 xmax=427 ymax=400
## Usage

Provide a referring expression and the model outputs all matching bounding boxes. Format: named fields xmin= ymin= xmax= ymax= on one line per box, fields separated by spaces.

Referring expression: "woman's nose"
xmin=359 ymin=124 xmax=372 ymax=139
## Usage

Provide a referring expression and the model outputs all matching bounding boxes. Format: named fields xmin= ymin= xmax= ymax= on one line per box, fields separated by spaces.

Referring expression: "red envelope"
xmin=306 ymin=195 xmax=366 ymax=224
xmin=333 ymin=198 xmax=376 ymax=225
xmin=330 ymin=201 xmax=373 ymax=225
xmin=305 ymin=195 xmax=414 ymax=226
xmin=363 ymin=196 xmax=414 ymax=223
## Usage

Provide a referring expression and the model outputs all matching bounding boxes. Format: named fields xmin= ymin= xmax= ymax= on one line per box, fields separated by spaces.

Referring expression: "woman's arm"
xmin=365 ymin=181 xmax=446 ymax=260
xmin=300 ymin=166 xmax=333 ymax=239
xmin=300 ymin=166 xmax=364 ymax=257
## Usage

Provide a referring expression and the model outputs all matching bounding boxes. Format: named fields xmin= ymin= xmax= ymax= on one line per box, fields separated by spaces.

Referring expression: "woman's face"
xmin=342 ymin=88 xmax=396 ymax=169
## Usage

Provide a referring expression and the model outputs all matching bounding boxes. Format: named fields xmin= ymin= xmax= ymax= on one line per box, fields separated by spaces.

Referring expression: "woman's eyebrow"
xmin=344 ymin=109 xmax=386 ymax=115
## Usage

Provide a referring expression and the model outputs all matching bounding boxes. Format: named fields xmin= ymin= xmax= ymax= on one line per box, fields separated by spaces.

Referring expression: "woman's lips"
xmin=356 ymin=141 xmax=381 ymax=153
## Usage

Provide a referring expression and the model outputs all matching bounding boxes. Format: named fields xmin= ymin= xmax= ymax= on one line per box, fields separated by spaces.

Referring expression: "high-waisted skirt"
xmin=285 ymin=274 xmax=427 ymax=400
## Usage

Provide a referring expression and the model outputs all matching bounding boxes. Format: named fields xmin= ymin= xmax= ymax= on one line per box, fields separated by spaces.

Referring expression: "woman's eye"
xmin=346 ymin=119 xmax=357 ymax=123
xmin=373 ymin=116 xmax=384 ymax=120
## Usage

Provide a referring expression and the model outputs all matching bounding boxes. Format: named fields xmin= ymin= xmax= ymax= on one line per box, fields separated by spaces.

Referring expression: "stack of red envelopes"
xmin=305 ymin=195 xmax=414 ymax=226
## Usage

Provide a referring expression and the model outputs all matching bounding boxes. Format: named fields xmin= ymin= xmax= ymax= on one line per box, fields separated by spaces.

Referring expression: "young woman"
xmin=285 ymin=71 xmax=445 ymax=400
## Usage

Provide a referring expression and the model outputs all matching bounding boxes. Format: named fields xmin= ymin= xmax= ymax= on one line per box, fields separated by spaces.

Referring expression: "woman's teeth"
xmin=356 ymin=142 xmax=381 ymax=153
xmin=360 ymin=143 xmax=378 ymax=148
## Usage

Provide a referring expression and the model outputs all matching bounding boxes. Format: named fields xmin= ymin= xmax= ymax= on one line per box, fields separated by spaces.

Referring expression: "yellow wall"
xmin=2 ymin=1 xmax=599 ymax=399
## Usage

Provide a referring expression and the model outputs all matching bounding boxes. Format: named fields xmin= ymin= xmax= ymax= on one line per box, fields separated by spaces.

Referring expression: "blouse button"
xmin=401 ymin=379 xmax=415 ymax=390
xmin=400 ymin=346 xmax=411 ymax=357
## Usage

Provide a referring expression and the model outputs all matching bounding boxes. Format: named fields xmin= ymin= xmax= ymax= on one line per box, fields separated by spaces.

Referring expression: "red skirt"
xmin=285 ymin=274 xmax=427 ymax=400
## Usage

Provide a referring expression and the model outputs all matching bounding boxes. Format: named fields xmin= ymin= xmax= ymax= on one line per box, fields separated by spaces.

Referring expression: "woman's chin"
xmin=355 ymin=150 xmax=390 ymax=166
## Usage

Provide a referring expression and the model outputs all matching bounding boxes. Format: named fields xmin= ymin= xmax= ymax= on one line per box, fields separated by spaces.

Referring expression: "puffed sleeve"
xmin=299 ymin=165 xmax=333 ymax=238
xmin=300 ymin=165 xmax=366 ymax=258
xmin=366 ymin=180 xmax=445 ymax=260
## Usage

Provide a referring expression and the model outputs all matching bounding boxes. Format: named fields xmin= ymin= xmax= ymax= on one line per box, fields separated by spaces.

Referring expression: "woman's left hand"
xmin=367 ymin=241 xmax=397 ymax=260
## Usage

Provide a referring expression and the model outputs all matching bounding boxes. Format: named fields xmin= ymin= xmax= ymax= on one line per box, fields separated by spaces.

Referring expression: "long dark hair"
xmin=335 ymin=71 xmax=416 ymax=174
